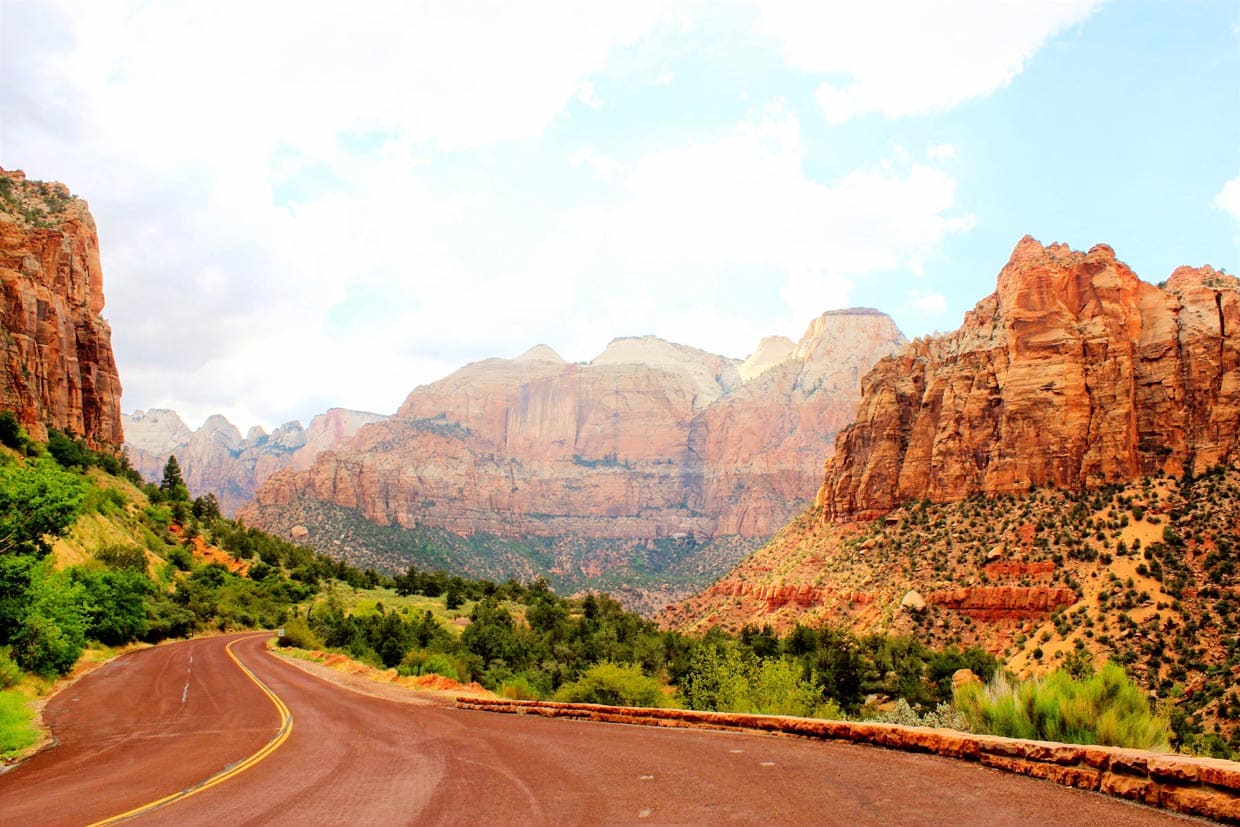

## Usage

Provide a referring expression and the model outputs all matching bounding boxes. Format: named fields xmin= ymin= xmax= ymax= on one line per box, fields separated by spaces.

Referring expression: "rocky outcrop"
xmin=0 ymin=169 xmax=123 ymax=448
xmin=240 ymin=309 xmax=905 ymax=589
xmin=123 ymin=407 xmax=385 ymax=515
xmin=819 ymin=237 xmax=1240 ymax=521
xmin=706 ymin=580 xmax=874 ymax=611
xmin=924 ymin=586 xmax=1078 ymax=620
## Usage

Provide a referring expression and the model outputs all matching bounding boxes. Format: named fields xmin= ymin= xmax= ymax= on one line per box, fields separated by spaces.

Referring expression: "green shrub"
xmin=0 ymin=647 xmax=22 ymax=689
xmin=0 ymin=411 xmax=29 ymax=452
xmin=500 ymin=674 xmax=541 ymax=700
xmin=554 ymin=662 xmax=666 ymax=708
xmin=955 ymin=663 xmax=1170 ymax=750
xmin=277 ymin=618 xmax=322 ymax=650
xmin=418 ymin=653 xmax=461 ymax=682
xmin=873 ymin=698 xmax=970 ymax=730
xmin=94 ymin=544 xmax=148 ymax=572
xmin=10 ymin=569 xmax=87 ymax=677
xmin=0 ymin=690 xmax=38 ymax=758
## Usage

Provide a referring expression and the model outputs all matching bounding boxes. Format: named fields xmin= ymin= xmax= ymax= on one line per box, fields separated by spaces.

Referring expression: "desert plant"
xmin=955 ymin=663 xmax=1170 ymax=750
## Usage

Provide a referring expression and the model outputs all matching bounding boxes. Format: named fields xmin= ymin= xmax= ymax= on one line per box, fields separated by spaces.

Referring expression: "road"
xmin=0 ymin=633 xmax=1199 ymax=826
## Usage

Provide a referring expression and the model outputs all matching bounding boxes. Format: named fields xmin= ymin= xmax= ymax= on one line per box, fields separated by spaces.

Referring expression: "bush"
xmin=10 ymin=569 xmax=87 ymax=677
xmin=94 ymin=544 xmax=148 ymax=572
xmin=553 ymin=662 xmax=667 ymax=708
xmin=955 ymin=663 xmax=1170 ymax=750
xmin=0 ymin=411 xmax=29 ymax=452
xmin=0 ymin=648 xmax=22 ymax=689
xmin=277 ymin=618 xmax=322 ymax=650
xmin=418 ymin=653 xmax=461 ymax=682
xmin=873 ymin=698 xmax=970 ymax=730
xmin=500 ymin=674 xmax=541 ymax=700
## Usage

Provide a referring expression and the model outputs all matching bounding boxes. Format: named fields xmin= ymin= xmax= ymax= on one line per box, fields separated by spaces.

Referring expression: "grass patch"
xmin=0 ymin=690 xmax=39 ymax=759
xmin=956 ymin=663 xmax=1171 ymax=750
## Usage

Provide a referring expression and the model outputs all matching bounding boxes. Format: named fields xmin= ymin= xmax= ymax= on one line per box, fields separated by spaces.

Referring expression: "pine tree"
xmin=159 ymin=455 xmax=190 ymax=502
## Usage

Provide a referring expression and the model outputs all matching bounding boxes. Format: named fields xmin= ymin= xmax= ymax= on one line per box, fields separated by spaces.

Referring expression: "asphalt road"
xmin=0 ymin=633 xmax=1201 ymax=826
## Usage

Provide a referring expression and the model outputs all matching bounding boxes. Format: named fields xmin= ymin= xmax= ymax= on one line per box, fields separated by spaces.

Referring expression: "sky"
xmin=1 ymin=0 xmax=1237 ymax=432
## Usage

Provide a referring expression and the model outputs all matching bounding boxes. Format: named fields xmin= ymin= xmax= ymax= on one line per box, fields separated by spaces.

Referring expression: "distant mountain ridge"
xmin=237 ymin=307 xmax=906 ymax=610
xmin=123 ymin=407 xmax=387 ymax=515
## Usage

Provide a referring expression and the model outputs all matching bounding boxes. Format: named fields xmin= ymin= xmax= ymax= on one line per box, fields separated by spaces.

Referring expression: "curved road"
xmin=0 ymin=634 xmax=1198 ymax=826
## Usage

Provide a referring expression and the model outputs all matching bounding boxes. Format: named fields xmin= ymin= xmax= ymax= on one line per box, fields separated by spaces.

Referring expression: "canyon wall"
xmin=665 ymin=238 xmax=1240 ymax=651
xmin=818 ymin=237 xmax=1239 ymax=521
xmin=0 ymin=169 xmax=123 ymax=448
xmin=239 ymin=310 xmax=905 ymax=586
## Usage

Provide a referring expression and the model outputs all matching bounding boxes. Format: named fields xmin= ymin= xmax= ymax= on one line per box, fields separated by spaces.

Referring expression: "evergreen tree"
xmin=159 ymin=455 xmax=190 ymax=502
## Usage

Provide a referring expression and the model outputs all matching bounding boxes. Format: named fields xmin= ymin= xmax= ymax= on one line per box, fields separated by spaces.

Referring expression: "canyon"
xmin=237 ymin=309 xmax=906 ymax=608
xmin=0 ymin=169 xmax=123 ymax=449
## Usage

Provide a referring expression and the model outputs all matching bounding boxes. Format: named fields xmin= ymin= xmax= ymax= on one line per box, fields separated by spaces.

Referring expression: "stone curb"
xmin=456 ymin=697 xmax=1240 ymax=824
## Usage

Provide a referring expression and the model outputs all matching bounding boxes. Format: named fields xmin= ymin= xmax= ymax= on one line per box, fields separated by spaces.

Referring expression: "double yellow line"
xmin=88 ymin=634 xmax=293 ymax=826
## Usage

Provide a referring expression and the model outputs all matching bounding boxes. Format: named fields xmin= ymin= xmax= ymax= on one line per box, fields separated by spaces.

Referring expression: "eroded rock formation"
xmin=0 ymin=169 xmax=123 ymax=448
xmin=818 ymin=237 xmax=1239 ymax=521
xmin=665 ymin=238 xmax=1239 ymax=651
xmin=123 ymin=407 xmax=386 ymax=515
xmin=239 ymin=309 xmax=905 ymax=585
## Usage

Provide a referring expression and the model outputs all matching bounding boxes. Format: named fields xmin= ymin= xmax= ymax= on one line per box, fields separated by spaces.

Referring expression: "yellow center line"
xmin=87 ymin=633 xmax=294 ymax=826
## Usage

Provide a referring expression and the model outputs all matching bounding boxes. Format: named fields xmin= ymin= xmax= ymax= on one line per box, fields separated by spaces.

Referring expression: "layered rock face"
xmin=819 ymin=237 xmax=1240 ymax=521
xmin=241 ymin=310 xmax=905 ymax=569
xmin=0 ymin=169 xmax=123 ymax=448
xmin=123 ymin=407 xmax=385 ymax=515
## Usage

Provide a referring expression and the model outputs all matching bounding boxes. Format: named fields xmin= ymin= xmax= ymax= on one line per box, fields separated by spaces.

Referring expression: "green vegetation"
xmin=0 ymin=689 xmax=38 ymax=759
xmin=0 ymin=425 xmax=389 ymax=683
xmin=301 ymin=566 xmax=999 ymax=722
xmin=803 ymin=464 xmax=1240 ymax=757
xmin=554 ymin=662 xmax=667 ymax=707
xmin=956 ymin=663 xmax=1170 ymax=750
xmin=244 ymin=497 xmax=760 ymax=614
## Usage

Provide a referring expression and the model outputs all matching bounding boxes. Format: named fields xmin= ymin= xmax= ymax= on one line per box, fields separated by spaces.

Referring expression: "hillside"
xmin=0 ymin=169 xmax=123 ymax=449
xmin=664 ymin=238 xmax=1239 ymax=754
xmin=238 ymin=309 xmax=905 ymax=610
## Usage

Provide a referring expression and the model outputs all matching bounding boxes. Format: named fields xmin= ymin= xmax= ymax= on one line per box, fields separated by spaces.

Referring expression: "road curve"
xmin=1 ymin=634 xmax=1198 ymax=826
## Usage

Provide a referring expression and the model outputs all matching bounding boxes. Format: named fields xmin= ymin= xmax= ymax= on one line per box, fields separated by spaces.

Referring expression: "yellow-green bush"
xmin=955 ymin=663 xmax=1170 ymax=750
xmin=553 ymin=662 xmax=667 ymax=708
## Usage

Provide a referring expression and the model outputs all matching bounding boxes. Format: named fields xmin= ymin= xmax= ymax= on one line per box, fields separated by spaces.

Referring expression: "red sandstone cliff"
xmin=0 ymin=169 xmax=123 ymax=448
xmin=239 ymin=310 xmax=905 ymax=577
xmin=818 ymin=237 xmax=1239 ymax=521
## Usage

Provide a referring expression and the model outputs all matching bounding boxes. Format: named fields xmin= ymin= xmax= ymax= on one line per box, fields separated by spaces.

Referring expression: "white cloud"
xmin=570 ymin=147 xmax=625 ymax=180
xmin=523 ymin=106 xmax=972 ymax=357
xmin=1216 ymin=175 xmax=1240 ymax=225
xmin=576 ymin=81 xmax=604 ymax=110
xmin=1 ymin=1 xmax=977 ymax=431
xmin=757 ymin=0 xmax=1100 ymax=124
xmin=927 ymin=144 xmax=957 ymax=161
xmin=906 ymin=292 xmax=948 ymax=315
